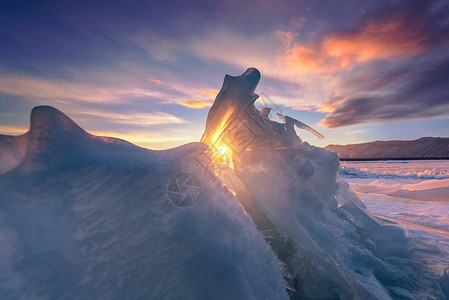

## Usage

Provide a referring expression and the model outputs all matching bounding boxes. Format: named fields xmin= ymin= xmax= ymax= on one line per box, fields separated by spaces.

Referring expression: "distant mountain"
xmin=325 ymin=137 xmax=449 ymax=160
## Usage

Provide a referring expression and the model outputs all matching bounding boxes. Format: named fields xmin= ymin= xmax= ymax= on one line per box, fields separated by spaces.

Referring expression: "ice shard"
xmin=201 ymin=68 xmax=324 ymax=166
xmin=201 ymin=68 xmax=280 ymax=168
xmin=277 ymin=113 xmax=325 ymax=140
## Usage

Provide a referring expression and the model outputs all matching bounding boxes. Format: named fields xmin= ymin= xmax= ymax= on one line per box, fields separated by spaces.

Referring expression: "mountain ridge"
xmin=325 ymin=137 xmax=449 ymax=160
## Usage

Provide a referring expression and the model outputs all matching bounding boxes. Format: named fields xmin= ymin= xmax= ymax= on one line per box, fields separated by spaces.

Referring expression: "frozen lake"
xmin=341 ymin=160 xmax=449 ymax=272
xmin=340 ymin=159 xmax=449 ymax=183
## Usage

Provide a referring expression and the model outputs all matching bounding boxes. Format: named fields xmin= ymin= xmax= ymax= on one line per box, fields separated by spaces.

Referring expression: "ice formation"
xmin=0 ymin=68 xmax=448 ymax=299
xmin=201 ymin=68 xmax=448 ymax=299
xmin=0 ymin=106 xmax=287 ymax=299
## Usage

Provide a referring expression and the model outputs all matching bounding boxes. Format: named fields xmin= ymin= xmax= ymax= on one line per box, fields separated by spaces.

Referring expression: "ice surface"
xmin=0 ymin=106 xmax=288 ymax=300
xmin=350 ymin=179 xmax=449 ymax=201
xmin=340 ymin=160 xmax=449 ymax=181
xmin=236 ymin=144 xmax=448 ymax=299
xmin=343 ymin=160 xmax=449 ymax=299
xmin=0 ymin=134 xmax=27 ymax=175
xmin=277 ymin=113 xmax=324 ymax=140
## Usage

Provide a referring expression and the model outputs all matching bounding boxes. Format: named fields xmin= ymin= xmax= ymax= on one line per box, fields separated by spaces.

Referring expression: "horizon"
xmin=1 ymin=0 xmax=449 ymax=149
xmin=326 ymin=135 xmax=449 ymax=147
xmin=3 ymin=103 xmax=448 ymax=148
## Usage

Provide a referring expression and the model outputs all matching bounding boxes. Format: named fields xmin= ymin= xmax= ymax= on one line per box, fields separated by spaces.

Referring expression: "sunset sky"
xmin=1 ymin=0 xmax=448 ymax=149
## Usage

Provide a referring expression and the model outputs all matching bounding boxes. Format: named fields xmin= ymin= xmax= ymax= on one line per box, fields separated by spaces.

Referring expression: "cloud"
xmin=2 ymin=0 xmax=448 ymax=139
xmin=76 ymin=110 xmax=186 ymax=126
xmin=88 ymin=129 xmax=201 ymax=150
xmin=320 ymin=55 xmax=449 ymax=128
xmin=184 ymin=13 xmax=438 ymax=112
xmin=0 ymin=68 xmax=213 ymax=147
xmin=283 ymin=12 xmax=437 ymax=74
xmin=200 ymin=89 xmax=218 ymax=98
xmin=150 ymin=79 xmax=165 ymax=85
xmin=178 ymin=101 xmax=211 ymax=109
xmin=185 ymin=28 xmax=337 ymax=110
xmin=0 ymin=74 xmax=165 ymax=104
xmin=189 ymin=29 xmax=280 ymax=74
xmin=0 ymin=67 xmax=220 ymax=111
xmin=182 ymin=0 xmax=449 ymax=124
xmin=131 ymin=34 xmax=180 ymax=61
xmin=0 ymin=126 xmax=28 ymax=135
xmin=172 ymin=89 xmax=217 ymax=109
xmin=296 ymin=0 xmax=449 ymax=128
xmin=186 ymin=0 xmax=447 ymax=79
xmin=157 ymin=87 xmax=218 ymax=108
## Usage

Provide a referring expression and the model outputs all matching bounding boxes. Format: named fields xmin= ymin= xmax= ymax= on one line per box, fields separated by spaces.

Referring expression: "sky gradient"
xmin=1 ymin=0 xmax=448 ymax=149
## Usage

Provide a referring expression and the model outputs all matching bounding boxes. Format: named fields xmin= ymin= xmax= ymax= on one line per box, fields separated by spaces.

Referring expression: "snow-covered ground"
xmin=340 ymin=160 xmax=449 ymax=182
xmin=341 ymin=160 xmax=449 ymax=275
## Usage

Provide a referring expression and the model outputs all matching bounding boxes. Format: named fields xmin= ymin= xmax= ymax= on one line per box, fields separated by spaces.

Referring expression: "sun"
xmin=218 ymin=146 xmax=226 ymax=156
xmin=208 ymin=130 xmax=234 ymax=168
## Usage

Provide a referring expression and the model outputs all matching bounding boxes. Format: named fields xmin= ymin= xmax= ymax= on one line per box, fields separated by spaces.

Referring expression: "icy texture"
xmin=344 ymin=161 xmax=449 ymax=299
xmin=237 ymin=144 xmax=447 ymax=299
xmin=350 ymin=179 xmax=449 ymax=202
xmin=340 ymin=160 xmax=449 ymax=180
xmin=0 ymin=106 xmax=288 ymax=300
xmin=351 ymin=179 xmax=449 ymax=245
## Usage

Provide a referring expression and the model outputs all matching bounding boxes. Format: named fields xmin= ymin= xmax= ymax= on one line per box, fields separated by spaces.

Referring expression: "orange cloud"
xmin=200 ymin=89 xmax=218 ymax=98
xmin=77 ymin=111 xmax=185 ymax=125
xmin=0 ymin=126 xmax=28 ymax=135
xmin=283 ymin=19 xmax=426 ymax=74
xmin=314 ymin=104 xmax=337 ymax=113
xmin=315 ymin=98 xmax=349 ymax=113
xmin=292 ymin=98 xmax=347 ymax=114
xmin=178 ymin=100 xmax=212 ymax=109
xmin=151 ymin=79 xmax=165 ymax=85
xmin=89 ymin=129 xmax=198 ymax=150
xmin=323 ymin=22 xmax=423 ymax=66
xmin=284 ymin=45 xmax=328 ymax=74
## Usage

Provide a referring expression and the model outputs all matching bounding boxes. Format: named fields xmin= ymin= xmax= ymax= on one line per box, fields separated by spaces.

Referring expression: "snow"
xmin=342 ymin=160 xmax=449 ymax=298
xmin=350 ymin=178 xmax=449 ymax=201
xmin=236 ymin=144 xmax=448 ymax=299
xmin=340 ymin=160 xmax=449 ymax=181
